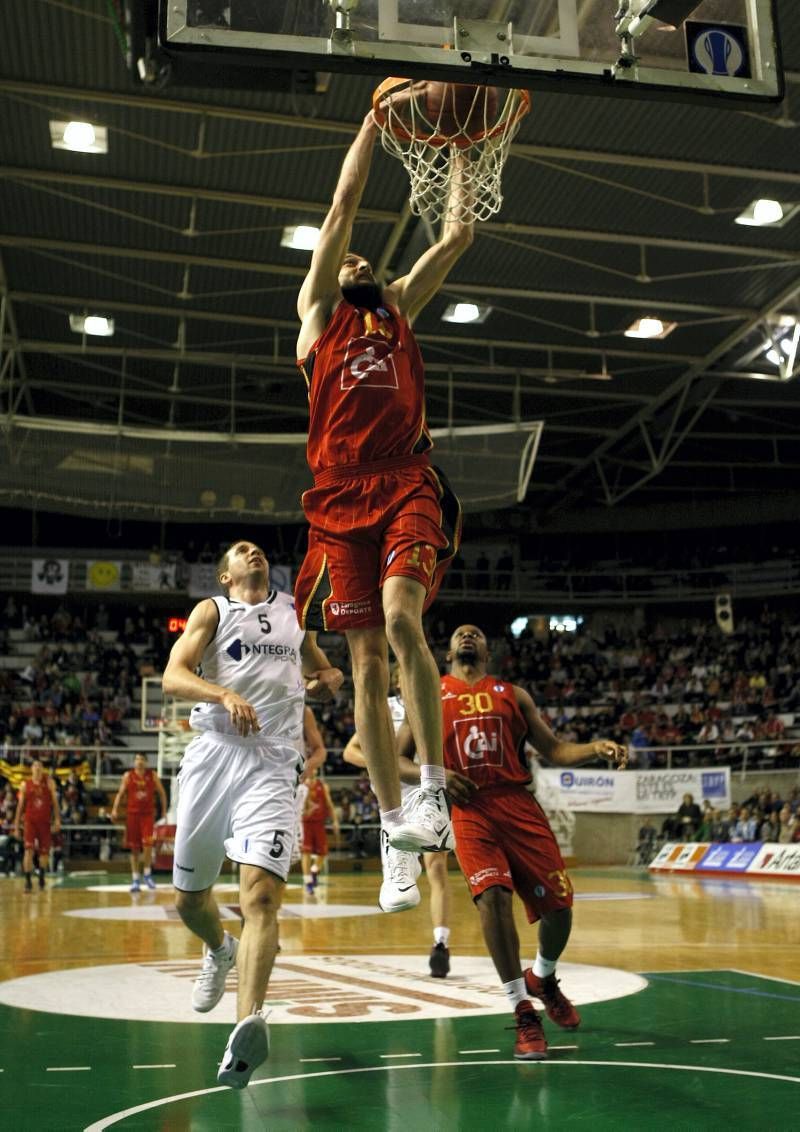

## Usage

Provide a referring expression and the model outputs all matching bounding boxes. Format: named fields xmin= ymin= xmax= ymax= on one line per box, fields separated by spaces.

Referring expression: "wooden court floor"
xmin=1 ymin=865 xmax=799 ymax=1130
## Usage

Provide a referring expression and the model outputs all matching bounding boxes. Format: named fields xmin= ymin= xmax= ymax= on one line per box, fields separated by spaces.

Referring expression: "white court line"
xmin=615 ymin=1042 xmax=655 ymax=1048
xmin=729 ymin=969 xmax=800 ymax=988
xmin=458 ymin=1049 xmax=500 ymax=1054
xmin=764 ymin=1036 xmax=800 ymax=1041
xmin=299 ymin=1058 xmax=342 ymax=1063
xmin=550 ymin=1045 xmax=579 ymax=1050
xmin=132 ymin=1064 xmax=177 ymax=1069
xmin=379 ymin=1053 xmax=422 ymax=1059
xmin=84 ymin=1059 xmax=800 ymax=1131
xmin=46 ymin=1066 xmax=91 ymax=1072
xmin=690 ymin=1039 xmax=730 ymax=1045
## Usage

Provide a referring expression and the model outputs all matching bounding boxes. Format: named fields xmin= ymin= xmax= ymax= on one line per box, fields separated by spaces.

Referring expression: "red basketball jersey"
xmin=25 ymin=777 xmax=52 ymax=819
xmin=440 ymin=674 xmax=532 ymax=790
xmin=304 ymin=778 xmax=327 ymax=824
xmin=126 ymin=769 xmax=156 ymax=816
xmin=298 ymin=300 xmax=431 ymax=475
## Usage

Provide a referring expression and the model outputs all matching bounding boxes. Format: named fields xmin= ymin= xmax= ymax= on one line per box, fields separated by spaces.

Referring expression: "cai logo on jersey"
xmin=340 ymin=335 xmax=399 ymax=390
xmin=225 ymin=639 xmax=298 ymax=663
xmin=452 ymin=715 xmax=504 ymax=771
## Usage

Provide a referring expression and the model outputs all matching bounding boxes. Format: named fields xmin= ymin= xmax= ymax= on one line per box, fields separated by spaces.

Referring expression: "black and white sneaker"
xmin=429 ymin=941 xmax=450 ymax=978
xmin=217 ymin=1012 xmax=269 ymax=1089
xmin=389 ymin=787 xmax=454 ymax=854
xmin=379 ymin=830 xmax=421 ymax=913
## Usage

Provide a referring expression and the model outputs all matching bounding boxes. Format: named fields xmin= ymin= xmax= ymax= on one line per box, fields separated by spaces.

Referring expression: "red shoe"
xmin=524 ymin=969 xmax=581 ymax=1030
xmin=512 ymin=1000 xmax=548 ymax=1060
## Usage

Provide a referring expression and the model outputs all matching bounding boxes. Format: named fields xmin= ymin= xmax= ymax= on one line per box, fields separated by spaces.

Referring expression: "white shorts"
xmin=173 ymin=730 xmax=303 ymax=891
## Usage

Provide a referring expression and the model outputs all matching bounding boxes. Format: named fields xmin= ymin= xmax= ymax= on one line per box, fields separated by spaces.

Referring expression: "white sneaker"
xmin=217 ymin=1012 xmax=270 ymax=1089
xmin=388 ymin=787 xmax=454 ymax=854
xmin=379 ymin=830 xmax=421 ymax=913
xmin=192 ymin=931 xmax=238 ymax=1013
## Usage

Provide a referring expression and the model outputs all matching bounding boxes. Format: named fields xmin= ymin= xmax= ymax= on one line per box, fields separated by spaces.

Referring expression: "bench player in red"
xmin=300 ymin=769 xmax=340 ymax=894
xmin=111 ymin=753 xmax=168 ymax=892
xmin=13 ymin=759 xmax=59 ymax=892
xmin=399 ymin=624 xmax=628 ymax=1059
xmin=294 ymin=111 xmax=472 ymax=892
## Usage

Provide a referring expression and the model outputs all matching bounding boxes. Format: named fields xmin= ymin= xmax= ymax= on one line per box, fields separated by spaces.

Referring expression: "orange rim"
xmin=372 ymin=79 xmax=531 ymax=147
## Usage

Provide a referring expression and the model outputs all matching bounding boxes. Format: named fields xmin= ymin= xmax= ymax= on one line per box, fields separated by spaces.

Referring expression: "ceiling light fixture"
xmin=624 ymin=316 xmax=677 ymax=340
xmin=735 ymin=198 xmax=799 ymax=227
xmin=281 ymin=225 xmax=321 ymax=250
xmin=69 ymin=314 xmax=114 ymax=337
xmin=50 ymin=119 xmax=108 ymax=154
xmin=441 ymin=302 xmax=491 ymax=324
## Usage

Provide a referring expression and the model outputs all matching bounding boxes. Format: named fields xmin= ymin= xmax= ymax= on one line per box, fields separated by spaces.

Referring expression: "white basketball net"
xmin=373 ymin=80 xmax=530 ymax=224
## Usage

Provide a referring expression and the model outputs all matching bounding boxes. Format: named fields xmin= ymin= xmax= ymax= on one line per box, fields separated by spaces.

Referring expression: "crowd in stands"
xmin=0 ymin=600 xmax=172 ymax=761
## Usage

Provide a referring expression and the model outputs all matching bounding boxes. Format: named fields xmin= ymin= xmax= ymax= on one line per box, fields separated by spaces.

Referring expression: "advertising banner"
xmin=31 ymin=558 xmax=69 ymax=595
xmin=746 ymin=843 xmax=800 ymax=877
xmin=187 ymin=563 xmax=223 ymax=598
xmin=695 ymin=842 xmax=764 ymax=873
xmin=86 ymin=560 xmax=122 ymax=591
xmin=131 ymin=562 xmax=177 ymax=591
xmin=535 ymin=767 xmax=730 ymax=814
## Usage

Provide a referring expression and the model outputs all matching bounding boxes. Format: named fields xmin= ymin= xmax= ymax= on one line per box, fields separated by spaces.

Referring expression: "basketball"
xmin=423 ymin=82 xmax=500 ymax=143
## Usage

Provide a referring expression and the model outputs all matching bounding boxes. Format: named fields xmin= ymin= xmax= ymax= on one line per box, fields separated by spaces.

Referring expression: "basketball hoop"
xmin=372 ymin=78 xmax=530 ymax=224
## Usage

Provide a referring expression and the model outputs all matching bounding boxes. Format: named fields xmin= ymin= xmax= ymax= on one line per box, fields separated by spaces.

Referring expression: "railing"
xmin=4 ymin=737 xmax=797 ymax=795
xmin=3 ymin=551 xmax=800 ymax=604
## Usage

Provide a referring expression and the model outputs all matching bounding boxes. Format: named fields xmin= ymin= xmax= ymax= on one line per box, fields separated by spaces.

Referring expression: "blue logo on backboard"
xmin=686 ymin=22 xmax=750 ymax=79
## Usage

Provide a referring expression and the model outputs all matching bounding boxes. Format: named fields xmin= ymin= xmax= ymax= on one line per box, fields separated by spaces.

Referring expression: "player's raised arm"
xmin=514 ymin=685 xmax=628 ymax=769
xmin=384 ymin=153 xmax=474 ymax=324
xmin=162 ymin=599 xmax=259 ymax=736
xmin=297 ymin=114 xmax=379 ymax=331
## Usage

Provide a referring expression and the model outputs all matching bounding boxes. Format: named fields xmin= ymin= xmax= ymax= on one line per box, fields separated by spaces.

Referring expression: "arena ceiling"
xmin=1 ymin=1 xmax=799 ymax=529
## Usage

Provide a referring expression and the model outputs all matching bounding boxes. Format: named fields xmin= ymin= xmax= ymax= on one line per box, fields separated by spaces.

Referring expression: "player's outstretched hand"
xmin=445 ymin=769 xmax=477 ymax=805
xmin=221 ymin=690 xmax=260 ymax=736
xmin=594 ymin=740 xmax=628 ymax=769
xmin=304 ymin=667 xmax=344 ymax=702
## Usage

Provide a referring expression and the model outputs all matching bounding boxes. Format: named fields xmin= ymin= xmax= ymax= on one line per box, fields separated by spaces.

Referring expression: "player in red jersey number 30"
xmin=399 ymin=625 xmax=628 ymax=1060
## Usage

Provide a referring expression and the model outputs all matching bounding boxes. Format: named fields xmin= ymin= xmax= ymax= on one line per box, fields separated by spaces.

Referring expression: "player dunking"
xmin=111 ymin=753 xmax=168 ymax=892
xmin=294 ymin=111 xmax=473 ymax=865
xmin=399 ymin=624 xmax=628 ymax=1057
xmin=13 ymin=759 xmax=59 ymax=892
xmin=162 ymin=539 xmax=342 ymax=1088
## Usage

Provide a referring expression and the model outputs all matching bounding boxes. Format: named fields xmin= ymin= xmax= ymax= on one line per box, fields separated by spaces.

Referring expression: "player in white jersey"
xmin=344 ymin=670 xmax=466 ymax=977
xmin=162 ymin=539 xmax=342 ymax=1089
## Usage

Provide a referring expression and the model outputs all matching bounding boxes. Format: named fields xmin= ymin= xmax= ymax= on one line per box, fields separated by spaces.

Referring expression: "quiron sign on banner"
xmin=534 ymin=767 xmax=730 ymax=814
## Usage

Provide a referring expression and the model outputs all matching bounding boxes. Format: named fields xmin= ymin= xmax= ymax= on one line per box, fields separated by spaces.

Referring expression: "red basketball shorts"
xmin=452 ymin=786 xmax=573 ymax=924
xmin=301 ymin=821 xmax=328 ymax=856
xmin=295 ymin=456 xmax=461 ymax=631
xmin=23 ymin=819 xmax=52 ymax=853
xmin=126 ymin=813 xmax=155 ymax=852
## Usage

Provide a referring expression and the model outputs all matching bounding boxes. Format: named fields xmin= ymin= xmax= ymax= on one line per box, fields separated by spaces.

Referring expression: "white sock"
xmin=211 ymin=934 xmax=231 ymax=957
xmin=132 ymin=873 xmax=140 ymax=882
xmin=420 ymin=764 xmax=446 ymax=791
xmin=381 ymin=807 xmax=402 ymax=828
xmin=310 ymin=863 xmax=319 ymax=876
xmin=303 ymin=874 xmax=313 ymax=885
xmin=533 ymin=952 xmax=557 ymax=979
xmin=433 ymin=926 xmax=450 ymax=946
xmin=503 ymin=977 xmax=528 ymax=1009
xmin=143 ymin=868 xmax=152 ymax=877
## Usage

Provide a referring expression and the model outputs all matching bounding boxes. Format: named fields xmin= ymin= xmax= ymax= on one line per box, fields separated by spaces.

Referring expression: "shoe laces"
xmin=386 ymin=846 xmax=417 ymax=886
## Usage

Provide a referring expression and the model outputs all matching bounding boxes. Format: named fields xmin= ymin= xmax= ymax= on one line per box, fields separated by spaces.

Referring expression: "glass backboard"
xmin=160 ymin=1 xmax=782 ymax=103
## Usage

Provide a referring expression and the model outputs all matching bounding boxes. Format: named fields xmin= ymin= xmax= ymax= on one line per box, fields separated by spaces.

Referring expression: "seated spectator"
xmin=675 ymin=793 xmax=702 ymax=838
xmin=732 ymin=806 xmax=758 ymax=842
xmin=758 ymin=811 xmax=779 ymax=842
